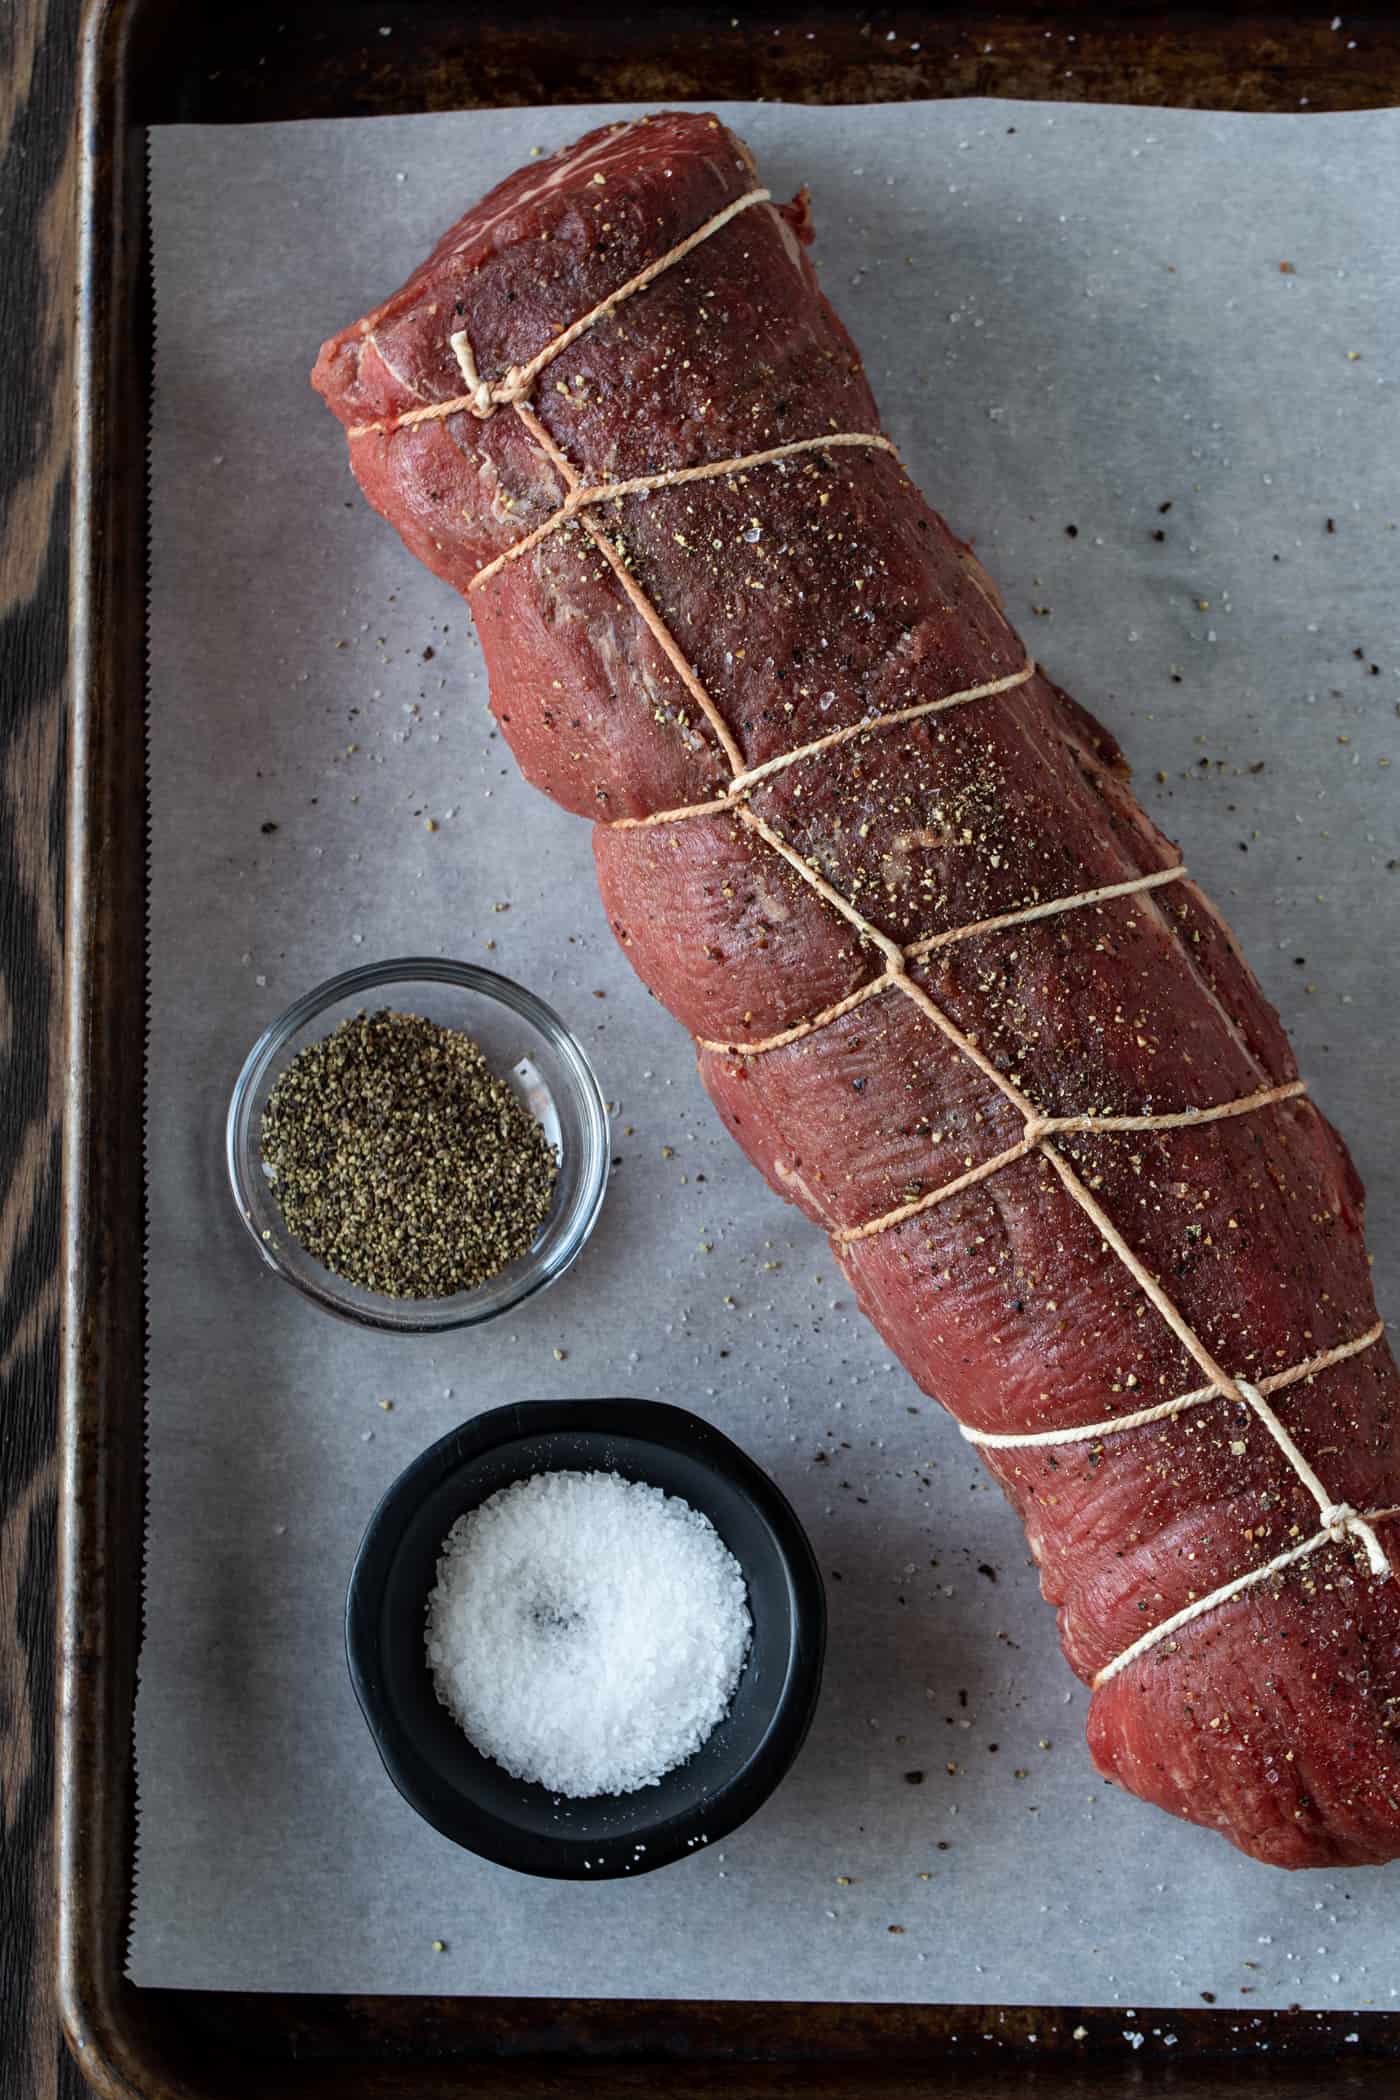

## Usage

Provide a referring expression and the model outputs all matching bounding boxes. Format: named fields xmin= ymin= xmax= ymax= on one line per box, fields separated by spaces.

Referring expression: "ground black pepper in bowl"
xmin=259 ymin=1009 xmax=559 ymax=1299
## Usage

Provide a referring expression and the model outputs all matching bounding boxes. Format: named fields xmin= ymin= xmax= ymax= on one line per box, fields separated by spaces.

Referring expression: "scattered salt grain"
xmin=425 ymin=1470 xmax=750 ymax=1797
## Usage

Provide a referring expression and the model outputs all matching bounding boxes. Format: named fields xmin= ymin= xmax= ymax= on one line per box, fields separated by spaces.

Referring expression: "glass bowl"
xmin=226 ymin=958 xmax=609 ymax=1332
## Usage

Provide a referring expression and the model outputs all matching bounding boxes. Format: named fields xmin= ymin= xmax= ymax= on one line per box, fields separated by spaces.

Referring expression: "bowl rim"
xmin=345 ymin=1398 xmax=827 ymax=1880
xmin=225 ymin=956 xmax=610 ymax=1333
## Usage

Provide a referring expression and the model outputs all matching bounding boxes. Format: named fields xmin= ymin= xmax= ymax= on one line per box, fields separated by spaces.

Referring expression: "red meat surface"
xmin=314 ymin=111 xmax=1400 ymax=1866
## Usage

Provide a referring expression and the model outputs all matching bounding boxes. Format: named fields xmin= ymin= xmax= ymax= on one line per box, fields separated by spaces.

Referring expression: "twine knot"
xmin=1320 ymin=1500 xmax=1358 ymax=1544
xmin=1319 ymin=1501 xmax=1391 ymax=1577
xmin=449 ymin=329 xmax=504 ymax=419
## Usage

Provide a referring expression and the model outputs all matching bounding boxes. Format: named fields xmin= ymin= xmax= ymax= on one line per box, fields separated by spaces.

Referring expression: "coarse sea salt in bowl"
xmin=345 ymin=1399 xmax=826 ymax=1879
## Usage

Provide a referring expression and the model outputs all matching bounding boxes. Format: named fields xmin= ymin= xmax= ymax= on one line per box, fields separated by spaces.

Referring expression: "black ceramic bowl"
xmin=346 ymin=1399 xmax=825 ymax=1880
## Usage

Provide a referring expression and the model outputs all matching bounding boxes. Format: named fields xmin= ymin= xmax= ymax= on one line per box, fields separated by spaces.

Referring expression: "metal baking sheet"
xmin=133 ymin=99 xmax=1400 ymax=2010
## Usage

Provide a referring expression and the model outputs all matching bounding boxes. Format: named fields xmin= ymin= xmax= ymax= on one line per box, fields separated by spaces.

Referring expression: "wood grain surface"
xmin=2 ymin=0 xmax=84 ymax=2089
xmin=9 ymin=6 xmax=1400 ymax=2099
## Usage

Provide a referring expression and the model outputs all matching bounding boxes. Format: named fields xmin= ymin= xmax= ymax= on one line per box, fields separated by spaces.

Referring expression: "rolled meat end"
xmin=314 ymin=109 xmax=1400 ymax=1866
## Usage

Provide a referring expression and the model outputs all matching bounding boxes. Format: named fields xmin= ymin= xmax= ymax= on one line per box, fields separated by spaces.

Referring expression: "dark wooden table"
xmin=4 ymin=0 xmax=83 ymax=2094
xmin=5 ymin=6 xmax=1399 ymax=2096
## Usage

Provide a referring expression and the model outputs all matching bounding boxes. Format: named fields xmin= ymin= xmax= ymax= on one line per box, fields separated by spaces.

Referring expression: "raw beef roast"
xmin=314 ymin=111 xmax=1400 ymax=1866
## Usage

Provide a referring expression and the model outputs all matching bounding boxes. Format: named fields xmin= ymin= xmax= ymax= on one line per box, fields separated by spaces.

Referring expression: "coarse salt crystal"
xmin=426 ymin=1470 xmax=750 ymax=1797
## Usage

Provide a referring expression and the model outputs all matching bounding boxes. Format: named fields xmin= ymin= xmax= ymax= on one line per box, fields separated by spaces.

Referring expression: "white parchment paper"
xmin=136 ymin=101 xmax=1400 ymax=2009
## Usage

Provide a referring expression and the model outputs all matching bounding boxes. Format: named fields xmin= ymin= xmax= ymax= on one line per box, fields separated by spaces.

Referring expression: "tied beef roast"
xmin=314 ymin=111 xmax=1400 ymax=1867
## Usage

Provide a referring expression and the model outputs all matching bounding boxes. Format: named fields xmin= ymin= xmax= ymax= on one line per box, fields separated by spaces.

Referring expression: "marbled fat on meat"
xmin=314 ymin=111 xmax=1400 ymax=1867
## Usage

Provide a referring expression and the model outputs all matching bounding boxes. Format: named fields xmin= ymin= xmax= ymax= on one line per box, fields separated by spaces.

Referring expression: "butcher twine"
xmin=468 ymin=429 xmax=906 ymax=595
xmin=351 ymin=186 xmax=774 ymax=438
xmin=360 ymin=158 xmax=1394 ymax=1685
